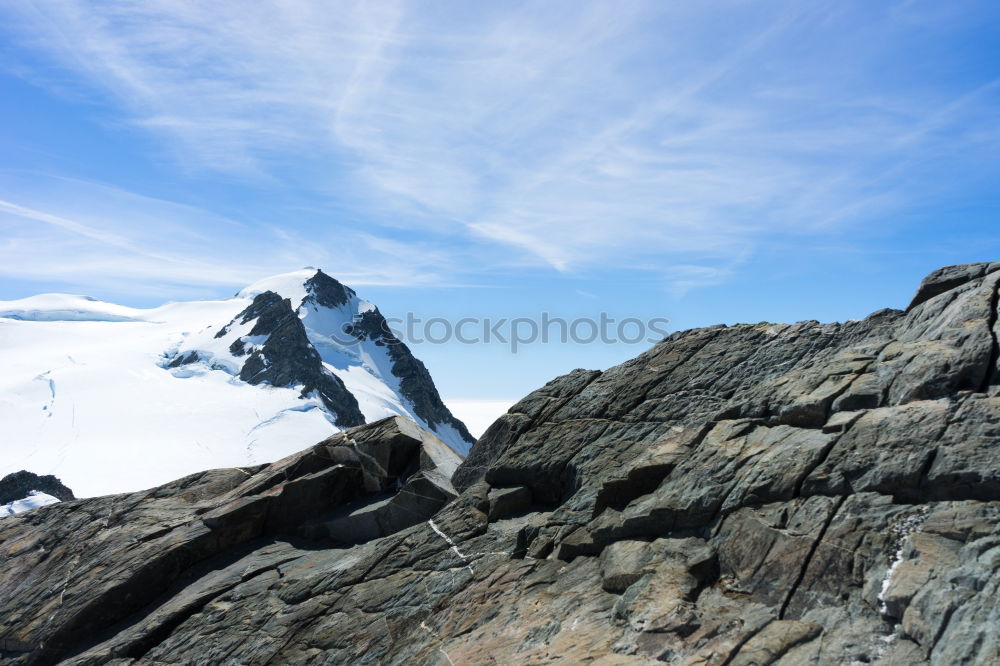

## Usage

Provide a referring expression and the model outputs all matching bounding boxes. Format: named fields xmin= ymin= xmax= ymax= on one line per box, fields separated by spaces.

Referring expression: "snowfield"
xmin=0 ymin=270 xmax=470 ymax=498
xmin=1 ymin=491 xmax=61 ymax=516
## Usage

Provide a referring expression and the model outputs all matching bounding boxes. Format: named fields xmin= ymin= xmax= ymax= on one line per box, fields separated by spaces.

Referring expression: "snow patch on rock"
xmin=2 ymin=490 xmax=60 ymax=517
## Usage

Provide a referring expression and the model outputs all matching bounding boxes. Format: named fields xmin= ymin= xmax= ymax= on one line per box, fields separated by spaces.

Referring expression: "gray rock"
xmin=3 ymin=263 xmax=1000 ymax=665
xmin=487 ymin=485 xmax=532 ymax=521
xmin=452 ymin=368 xmax=601 ymax=491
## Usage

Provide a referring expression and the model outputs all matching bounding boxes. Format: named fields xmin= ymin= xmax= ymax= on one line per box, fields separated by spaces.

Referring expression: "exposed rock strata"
xmin=0 ymin=417 xmax=459 ymax=664
xmin=2 ymin=263 xmax=1000 ymax=665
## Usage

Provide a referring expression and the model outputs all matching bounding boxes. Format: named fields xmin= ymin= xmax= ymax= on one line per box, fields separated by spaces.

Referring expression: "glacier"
xmin=0 ymin=269 xmax=472 ymax=498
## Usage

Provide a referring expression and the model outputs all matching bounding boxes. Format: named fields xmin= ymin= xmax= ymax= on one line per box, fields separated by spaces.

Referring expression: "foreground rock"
xmin=0 ymin=417 xmax=460 ymax=664
xmin=3 ymin=263 xmax=1000 ymax=665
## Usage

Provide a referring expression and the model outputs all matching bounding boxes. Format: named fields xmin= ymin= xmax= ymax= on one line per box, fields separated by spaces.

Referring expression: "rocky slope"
xmin=2 ymin=263 xmax=1000 ymax=665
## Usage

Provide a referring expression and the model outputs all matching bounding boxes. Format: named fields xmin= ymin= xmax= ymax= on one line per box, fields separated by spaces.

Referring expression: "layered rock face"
xmin=3 ymin=263 xmax=1000 ymax=665
xmin=0 ymin=417 xmax=461 ymax=665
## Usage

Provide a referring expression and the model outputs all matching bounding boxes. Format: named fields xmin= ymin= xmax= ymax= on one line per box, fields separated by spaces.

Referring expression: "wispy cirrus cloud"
xmin=0 ymin=172 xmax=463 ymax=299
xmin=2 ymin=0 xmax=999 ymax=292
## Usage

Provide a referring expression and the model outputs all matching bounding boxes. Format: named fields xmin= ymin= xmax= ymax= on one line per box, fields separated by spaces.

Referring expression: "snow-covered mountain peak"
xmin=236 ymin=267 xmax=318 ymax=303
xmin=303 ymin=269 xmax=357 ymax=309
xmin=233 ymin=267 xmax=354 ymax=306
xmin=0 ymin=293 xmax=145 ymax=322
xmin=0 ymin=270 xmax=473 ymax=498
xmin=178 ymin=268 xmax=475 ymax=452
xmin=237 ymin=267 xmax=373 ymax=310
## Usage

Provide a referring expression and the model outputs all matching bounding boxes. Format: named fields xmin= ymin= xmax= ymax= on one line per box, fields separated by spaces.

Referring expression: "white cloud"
xmin=0 ymin=173 xmax=462 ymax=298
xmin=2 ymin=0 xmax=998 ymax=292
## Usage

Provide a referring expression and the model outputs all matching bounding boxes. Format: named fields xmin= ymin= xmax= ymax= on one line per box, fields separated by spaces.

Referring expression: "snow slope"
xmin=1 ymin=491 xmax=60 ymax=517
xmin=0 ymin=270 xmax=472 ymax=498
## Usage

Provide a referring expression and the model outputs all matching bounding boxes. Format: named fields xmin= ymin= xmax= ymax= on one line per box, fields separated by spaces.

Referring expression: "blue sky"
xmin=1 ymin=0 xmax=999 ymax=407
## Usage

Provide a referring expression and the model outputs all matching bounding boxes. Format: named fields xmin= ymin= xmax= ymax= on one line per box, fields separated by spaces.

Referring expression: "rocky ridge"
xmin=170 ymin=269 xmax=473 ymax=446
xmin=2 ymin=263 xmax=1000 ymax=665
xmin=219 ymin=290 xmax=365 ymax=427
xmin=0 ymin=472 xmax=74 ymax=506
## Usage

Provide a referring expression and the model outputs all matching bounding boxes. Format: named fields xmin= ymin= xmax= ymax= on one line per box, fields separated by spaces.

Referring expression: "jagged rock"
xmin=452 ymin=368 xmax=602 ymax=492
xmin=303 ymin=269 xmax=355 ymax=309
xmin=312 ymin=418 xmax=460 ymax=545
xmin=347 ymin=305 xmax=474 ymax=444
xmin=229 ymin=291 xmax=365 ymax=426
xmin=0 ymin=417 xmax=458 ymax=664
xmin=2 ymin=263 xmax=1000 ymax=665
xmin=906 ymin=262 xmax=1000 ymax=311
xmin=0 ymin=471 xmax=74 ymax=504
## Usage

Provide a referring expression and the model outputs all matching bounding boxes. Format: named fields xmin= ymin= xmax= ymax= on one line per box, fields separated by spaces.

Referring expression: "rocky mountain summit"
xmin=0 ymin=472 xmax=74 ymax=506
xmin=0 ymin=268 xmax=473 ymax=498
xmin=0 ymin=472 xmax=74 ymax=517
xmin=2 ymin=263 xmax=1000 ymax=665
xmin=167 ymin=268 xmax=474 ymax=447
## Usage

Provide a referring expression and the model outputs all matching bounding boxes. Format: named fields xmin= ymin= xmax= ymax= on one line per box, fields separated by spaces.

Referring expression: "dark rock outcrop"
xmin=452 ymin=367 xmax=602 ymax=492
xmin=226 ymin=291 xmax=365 ymax=427
xmin=0 ymin=471 xmax=74 ymax=504
xmin=348 ymin=307 xmax=474 ymax=444
xmin=0 ymin=417 xmax=458 ymax=665
xmin=302 ymin=269 xmax=355 ymax=309
xmin=170 ymin=269 xmax=474 ymax=448
xmin=3 ymin=263 xmax=1000 ymax=665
